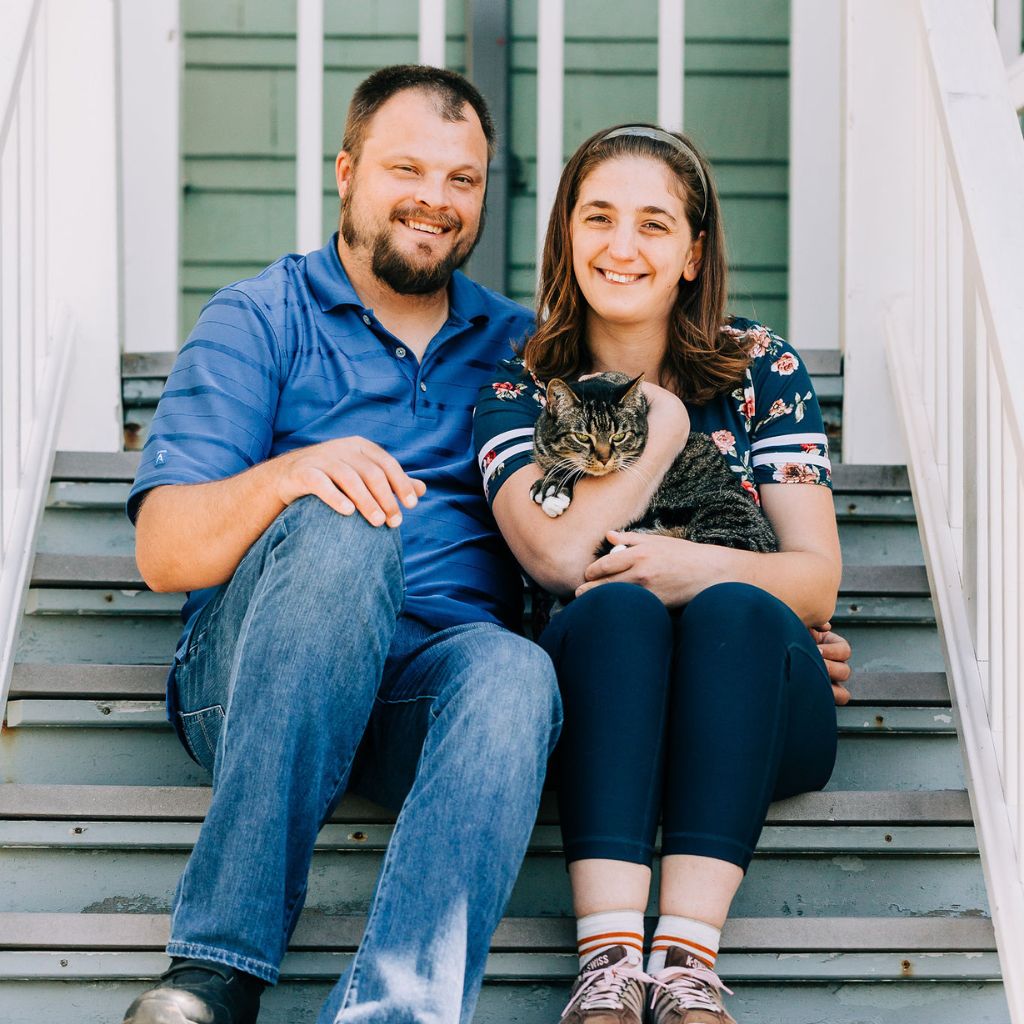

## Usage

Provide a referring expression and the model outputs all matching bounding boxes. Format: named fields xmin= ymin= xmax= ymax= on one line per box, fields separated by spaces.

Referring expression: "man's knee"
xmin=263 ymin=495 xmax=404 ymax=600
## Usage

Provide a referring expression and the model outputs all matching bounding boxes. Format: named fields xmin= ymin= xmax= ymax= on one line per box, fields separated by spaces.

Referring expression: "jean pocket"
xmin=178 ymin=704 xmax=225 ymax=770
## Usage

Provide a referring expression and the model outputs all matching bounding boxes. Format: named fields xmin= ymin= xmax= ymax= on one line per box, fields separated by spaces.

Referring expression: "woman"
xmin=474 ymin=124 xmax=851 ymax=1024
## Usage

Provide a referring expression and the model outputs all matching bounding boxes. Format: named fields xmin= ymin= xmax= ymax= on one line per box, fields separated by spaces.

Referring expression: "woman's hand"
xmin=575 ymin=530 xmax=717 ymax=607
xmin=810 ymin=621 xmax=853 ymax=706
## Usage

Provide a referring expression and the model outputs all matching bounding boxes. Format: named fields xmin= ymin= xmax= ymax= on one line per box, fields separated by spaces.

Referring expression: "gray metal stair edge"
xmin=29 ymin=553 xmax=930 ymax=596
xmin=54 ymin=452 xmax=905 ymax=494
xmin=0 ymin=913 xmax=994 ymax=953
xmin=0 ymin=785 xmax=975 ymax=825
xmin=7 ymin=665 xmax=950 ymax=705
xmin=123 ymin=350 xmax=845 ymax=381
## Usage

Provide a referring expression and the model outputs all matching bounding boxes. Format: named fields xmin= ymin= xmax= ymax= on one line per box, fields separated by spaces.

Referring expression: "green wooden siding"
xmin=181 ymin=0 xmax=792 ymax=335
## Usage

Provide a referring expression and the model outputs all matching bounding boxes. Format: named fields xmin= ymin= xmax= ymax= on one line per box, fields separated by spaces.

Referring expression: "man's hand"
xmin=275 ymin=436 xmax=426 ymax=527
xmin=810 ymin=621 xmax=852 ymax=706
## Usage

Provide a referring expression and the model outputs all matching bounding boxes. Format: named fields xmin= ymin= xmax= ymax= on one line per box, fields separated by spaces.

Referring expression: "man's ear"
xmin=546 ymin=378 xmax=579 ymax=417
xmin=336 ymin=151 xmax=354 ymax=202
xmin=682 ymin=230 xmax=706 ymax=282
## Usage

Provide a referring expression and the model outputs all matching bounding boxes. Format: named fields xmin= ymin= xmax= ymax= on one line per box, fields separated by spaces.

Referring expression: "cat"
xmin=530 ymin=372 xmax=778 ymax=555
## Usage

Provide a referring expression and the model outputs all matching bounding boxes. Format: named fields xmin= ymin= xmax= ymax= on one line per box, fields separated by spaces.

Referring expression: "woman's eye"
xmin=586 ymin=215 xmax=610 ymax=224
xmin=643 ymin=222 xmax=668 ymax=232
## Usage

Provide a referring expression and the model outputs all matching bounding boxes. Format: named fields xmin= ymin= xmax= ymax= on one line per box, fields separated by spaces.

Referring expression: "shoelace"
xmin=649 ymin=962 xmax=734 ymax=1013
xmin=560 ymin=962 xmax=655 ymax=1017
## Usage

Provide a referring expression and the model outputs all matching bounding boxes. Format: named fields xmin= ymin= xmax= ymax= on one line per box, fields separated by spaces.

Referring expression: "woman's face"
xmin=570 ymin=155 xmax=704 ymax=333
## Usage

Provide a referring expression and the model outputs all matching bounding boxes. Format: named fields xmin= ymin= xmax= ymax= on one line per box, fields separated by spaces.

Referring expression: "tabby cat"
xmin=530 ymin=372 xmax=778 ymax=555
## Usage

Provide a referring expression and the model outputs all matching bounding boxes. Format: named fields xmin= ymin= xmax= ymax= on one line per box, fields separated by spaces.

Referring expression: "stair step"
xmin=6 ymin=664 xmax=951 ymax=705
xmin=0 ymin=948 xmax=1003 ymax=983
xmin=0 ymin=820 xmax=979 ymax=854
xmin=0 ymin=912 xmax=996 ymax=952
xmin=49 ymin=479 xmax=917 ymax=522
xmin=3 ymin=700 xmax=957 ymax=734
xmin=54 ymin=452 xmax=905 ymax=489
xmin=28 ymin=553 xmax=930 ymax=594
xmin=119 ymin=349 xmax=845 ymax=382
xmin=0 ymin=784 xmax=976 ymax=825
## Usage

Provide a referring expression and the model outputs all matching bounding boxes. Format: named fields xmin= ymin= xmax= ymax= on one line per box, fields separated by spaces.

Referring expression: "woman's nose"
xmin=607 ymin=225 xmax=638 ymax=261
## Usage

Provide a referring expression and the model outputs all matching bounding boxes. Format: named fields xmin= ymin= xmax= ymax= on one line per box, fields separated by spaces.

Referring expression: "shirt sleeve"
xmin=746 ymin=328 xmax=832 ymax=490
xmin=473 ymin=361 xmax=545 ymax=508
xmin=126 ymin=286 xmax=283 ymax=523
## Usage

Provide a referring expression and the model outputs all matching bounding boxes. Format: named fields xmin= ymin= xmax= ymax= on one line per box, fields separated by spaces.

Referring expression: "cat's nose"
xmin=594 ymin=444 xmax=612 ymax=463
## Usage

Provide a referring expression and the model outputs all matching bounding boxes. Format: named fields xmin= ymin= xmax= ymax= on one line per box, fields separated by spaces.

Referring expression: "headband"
xmin=600 ymin=126 xmax=708 ymax=222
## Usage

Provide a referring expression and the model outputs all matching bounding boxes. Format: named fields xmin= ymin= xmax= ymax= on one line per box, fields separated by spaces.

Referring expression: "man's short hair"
xmin=342 ymin=64 xmax=496 ymax=164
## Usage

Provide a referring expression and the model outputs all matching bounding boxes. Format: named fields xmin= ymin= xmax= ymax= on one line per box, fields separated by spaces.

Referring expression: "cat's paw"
xmin=541 ymin=492 xmax=572 ymax=517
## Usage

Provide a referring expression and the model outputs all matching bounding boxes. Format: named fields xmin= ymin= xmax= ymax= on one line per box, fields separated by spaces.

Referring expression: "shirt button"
xmin=420 ymin=382 xmax=427 ymax=392
xmin=362 ymin=314 xmax=371 ymax=325
xmin=395 ymin=346 xmax=407 ymax=358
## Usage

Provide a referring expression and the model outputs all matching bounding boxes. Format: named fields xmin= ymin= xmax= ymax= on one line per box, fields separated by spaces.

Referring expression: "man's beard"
xmin=341 ymin=188 xmax=483 ymax=296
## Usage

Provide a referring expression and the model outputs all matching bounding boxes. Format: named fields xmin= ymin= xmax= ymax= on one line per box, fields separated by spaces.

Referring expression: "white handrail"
xmin=296 ymin=0 xmax=323 ymax=254
xmin=1008 ymin=52 xmax=1024 ymax=112
xmin=0 ymin=0 xmax=75 ymax=711
xmin=885 ymin=1 xmax=1024 ymax=1016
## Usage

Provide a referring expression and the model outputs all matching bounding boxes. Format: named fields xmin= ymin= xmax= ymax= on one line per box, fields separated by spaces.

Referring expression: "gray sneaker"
xmin=560 ymin=945 xmax=651 ymax=1024
xmin=648 ymin=946 xmax=736 ymax=1024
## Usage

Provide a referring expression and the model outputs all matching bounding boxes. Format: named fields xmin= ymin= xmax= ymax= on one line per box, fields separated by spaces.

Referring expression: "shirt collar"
xmin=306 ymin=233 xmax=491 ymax=326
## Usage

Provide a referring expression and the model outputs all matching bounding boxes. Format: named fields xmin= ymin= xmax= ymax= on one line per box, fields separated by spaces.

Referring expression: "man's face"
xmin=336 ymin=89 xmax=488 ymax=295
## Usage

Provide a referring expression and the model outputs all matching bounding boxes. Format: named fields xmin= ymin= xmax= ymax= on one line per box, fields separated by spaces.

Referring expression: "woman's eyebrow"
xmin=579 ymin=200 xmax=677 ymax=222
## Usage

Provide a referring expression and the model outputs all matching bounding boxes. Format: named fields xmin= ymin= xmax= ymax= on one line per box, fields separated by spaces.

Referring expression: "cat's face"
xmin=539 ymin=374 xmax=648 ymax=476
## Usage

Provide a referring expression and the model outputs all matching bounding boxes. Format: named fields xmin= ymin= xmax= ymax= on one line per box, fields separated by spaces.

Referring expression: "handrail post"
xmin=535 ymin=0 xmax=563 ymax=276
xmin=296 ymin=0 xmax=324 ymax=255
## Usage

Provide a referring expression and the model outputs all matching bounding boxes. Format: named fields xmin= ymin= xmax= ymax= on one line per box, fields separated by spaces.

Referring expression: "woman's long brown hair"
xmin=521 ymin=124 xmax=749 ymax=404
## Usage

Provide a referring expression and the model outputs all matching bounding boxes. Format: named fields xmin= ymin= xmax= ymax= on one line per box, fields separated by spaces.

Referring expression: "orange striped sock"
xmin=647 ymin=915 xmax=720 ymax=974
xmin=576 ymin=910 xmax=645 ymax=968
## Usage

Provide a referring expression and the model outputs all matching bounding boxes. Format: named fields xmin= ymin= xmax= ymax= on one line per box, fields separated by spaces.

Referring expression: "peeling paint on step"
xmin=831 ymin=856 xmax=867 ymax=872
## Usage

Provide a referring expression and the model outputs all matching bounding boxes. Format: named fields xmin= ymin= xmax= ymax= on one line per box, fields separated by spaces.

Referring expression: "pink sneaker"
xmin=559 ymin=945 xmax=652 ymax=1024
xmin=648 ymin=947 xmax=737 ymax=1024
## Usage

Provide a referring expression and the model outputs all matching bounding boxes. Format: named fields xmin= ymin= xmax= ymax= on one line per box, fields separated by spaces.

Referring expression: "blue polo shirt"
xmin=128 ymin=235 xmax=534 ymax=667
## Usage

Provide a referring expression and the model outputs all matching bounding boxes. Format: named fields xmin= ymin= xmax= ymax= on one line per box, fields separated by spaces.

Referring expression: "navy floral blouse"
xmin=473 ymin=318 xmax=832 ymax=510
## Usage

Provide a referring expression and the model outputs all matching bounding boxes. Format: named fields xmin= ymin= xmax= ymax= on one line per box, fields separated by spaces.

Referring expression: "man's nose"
xmin=413 ymin=174 xmax=450 ymax=209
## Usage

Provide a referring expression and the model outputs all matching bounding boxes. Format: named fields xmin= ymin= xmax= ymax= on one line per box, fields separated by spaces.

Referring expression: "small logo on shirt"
xmin=155 ymin=450 xmax=167 ymax=466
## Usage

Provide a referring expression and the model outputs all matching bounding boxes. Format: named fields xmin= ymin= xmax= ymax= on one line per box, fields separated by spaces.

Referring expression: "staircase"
xmin=0 ymin=353 xmax=1011 ymax=1023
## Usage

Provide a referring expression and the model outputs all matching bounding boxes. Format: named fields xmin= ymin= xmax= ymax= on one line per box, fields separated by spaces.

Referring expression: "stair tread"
xmin=55 ymin=452 xmax=903 ymax=491
xmin=0 ymin=912 xmax=994 ymax=952
xmin=121 ymin=349 xmax=846 ymax=381
xmin=0 ymin=784 xmax=975 ymax=824
xmin=29 ymin=552 xmax=930 ymax=594
xmin=0 ymin=948 xmax=1003 ymax=983
xmin=9 ymin=664 xmax=949 ymax=705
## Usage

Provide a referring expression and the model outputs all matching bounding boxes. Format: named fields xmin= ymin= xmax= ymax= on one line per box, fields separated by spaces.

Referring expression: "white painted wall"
xmin=839 ymin=0 xmax=915 ymax=465
xmin=119 ymin=0 xmax=180 ymax=353
xmin=48 ymin=0 xmax=123 ymax=451
xmin=788 ymin=0 xmax=841 ymax=352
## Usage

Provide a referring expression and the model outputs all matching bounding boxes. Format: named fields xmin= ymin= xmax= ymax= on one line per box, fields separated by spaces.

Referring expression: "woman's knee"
xmin=683 ymin=582 xmax=797 ymax=639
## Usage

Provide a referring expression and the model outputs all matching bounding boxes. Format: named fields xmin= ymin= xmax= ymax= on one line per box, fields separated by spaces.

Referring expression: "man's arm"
xmin=136 ymin=436 xmax=425 ymax=593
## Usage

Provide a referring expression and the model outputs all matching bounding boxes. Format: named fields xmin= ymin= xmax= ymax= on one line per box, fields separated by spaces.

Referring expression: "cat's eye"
xmin=611 ymin=432 xmax=627 ymax=443
xmin=573 ymin=432 xmax=591 ymax=443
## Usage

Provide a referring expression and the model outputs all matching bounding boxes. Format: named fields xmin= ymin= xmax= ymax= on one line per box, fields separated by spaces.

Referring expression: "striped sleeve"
xmin=473 ymin=363 xmax=543 ymax=507
xmin=126 ymin=287 xmax=282 ymax=522
xmin=748 ymin=333 xmax=832 ymax=489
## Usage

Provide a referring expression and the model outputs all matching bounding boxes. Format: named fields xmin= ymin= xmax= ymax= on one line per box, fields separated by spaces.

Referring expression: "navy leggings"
xmin=538 ymin=581 xmax=838 ymax=872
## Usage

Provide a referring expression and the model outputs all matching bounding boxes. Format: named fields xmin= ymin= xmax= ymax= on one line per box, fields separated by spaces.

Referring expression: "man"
xmin=121 ymin=66 xmax=562 ymax=1024
xmin=122 ymin=64 xmax=853 ymax=1024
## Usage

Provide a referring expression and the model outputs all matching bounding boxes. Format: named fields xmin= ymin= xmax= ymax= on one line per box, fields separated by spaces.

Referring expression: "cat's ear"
xmin=545 ymin=378 xmax=579 ymax=417
xmin=618 ymin=374 xmax=646 ymax=404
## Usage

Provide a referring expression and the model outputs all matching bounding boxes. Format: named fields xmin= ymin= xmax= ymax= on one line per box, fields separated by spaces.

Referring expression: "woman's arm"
xmin=575 ymin=482 xmax=841 ymax=626
xmin=491 ymin=386 xmax=691 ymax=597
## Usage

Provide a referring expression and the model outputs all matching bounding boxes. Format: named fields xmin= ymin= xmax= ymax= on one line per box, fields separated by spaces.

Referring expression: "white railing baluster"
xmin=0 ymin=0 xmax=74 ymax=708
xmin=418 ymin=0 xmax=447 ymax=67
xmin=658 ymin=0 xmax=685 ymax=132
xmin=536 ymin=0 xmax=564 ymax=273
xmin=296 ymin=0 xmax=323 ymax=255
xmin=882 ymin=5 xmax=1024 ymax=1013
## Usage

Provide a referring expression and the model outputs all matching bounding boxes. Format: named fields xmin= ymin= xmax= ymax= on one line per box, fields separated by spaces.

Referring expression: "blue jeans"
xmin=168 ymin=495 xmax=562 ymax=1024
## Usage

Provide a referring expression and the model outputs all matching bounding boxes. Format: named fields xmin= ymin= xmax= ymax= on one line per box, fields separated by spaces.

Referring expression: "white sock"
xmin=647 ymin=915 xmax=721 ymax=974
xmin=576 ymin=909 xmax=645 ymax=968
